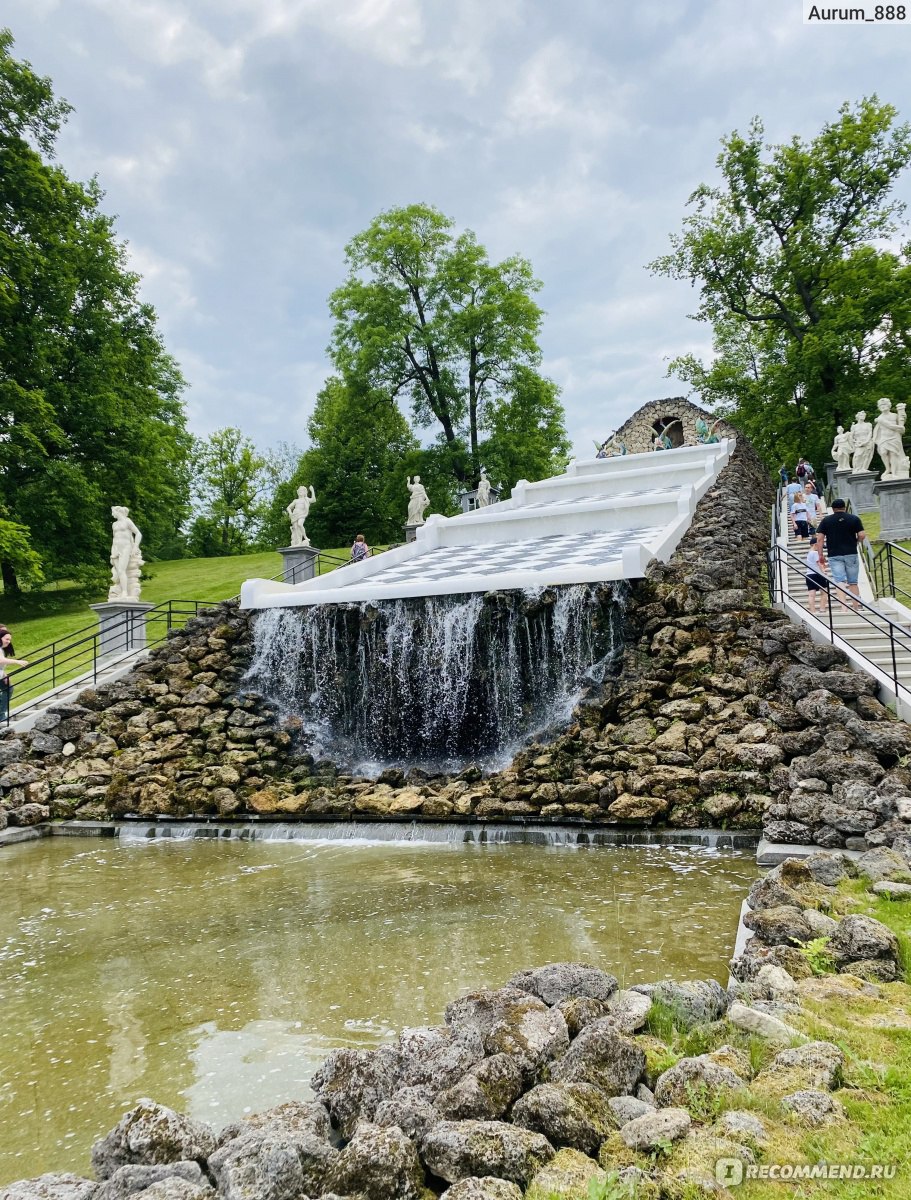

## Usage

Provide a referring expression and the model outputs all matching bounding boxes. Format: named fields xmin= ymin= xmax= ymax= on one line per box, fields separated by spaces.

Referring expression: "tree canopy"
xmin=0 ymin=29 xmax=191 ymax=591
xmin=328 ymin=204 xmax=567 ymax=498
xmin=651 ymin=97 xmax=911 ymax=471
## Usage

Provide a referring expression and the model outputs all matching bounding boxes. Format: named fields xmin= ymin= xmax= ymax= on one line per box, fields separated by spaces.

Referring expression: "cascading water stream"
xmin=244 ymin=584 xmax=625 ymax=773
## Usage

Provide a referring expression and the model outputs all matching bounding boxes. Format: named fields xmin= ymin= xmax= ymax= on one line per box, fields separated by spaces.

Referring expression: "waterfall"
xmin=245 ymin=584 xmax=625 ymax=774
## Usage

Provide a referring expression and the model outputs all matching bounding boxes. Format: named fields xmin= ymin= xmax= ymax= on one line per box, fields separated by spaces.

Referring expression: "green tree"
xmin=481 ymin=367 xmax=571 ymax=493
xmin=0 ymin=30 xmax=192 ymax=592
xmin=263 ymin=378 xmax=418 ymax=549
xmin=651 ymin=97 xmax=911 ymax=471
xmin=329 ymin=203 xmax=560 ymax=487
xmin=190 ymin=428 xmax=267 ymax=556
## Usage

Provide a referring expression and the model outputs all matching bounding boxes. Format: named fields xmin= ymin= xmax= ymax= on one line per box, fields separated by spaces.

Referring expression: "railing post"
xmin=889 ymin=545 xmax=895 ymax=599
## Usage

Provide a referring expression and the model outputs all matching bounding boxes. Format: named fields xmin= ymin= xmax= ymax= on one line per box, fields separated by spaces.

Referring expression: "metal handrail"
xmin=767 ymin=541 xmax=911 ymax=699
xmin=3 ymin=599 xmax=209 ymax=724
xmin=872 ymin=541 xmax=911 ymax=608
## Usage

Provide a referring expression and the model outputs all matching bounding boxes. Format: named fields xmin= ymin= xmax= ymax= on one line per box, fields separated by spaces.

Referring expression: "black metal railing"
xmin=3 ymin=599 xmax=209 ymax=725
xmin=2 ymin=547 xmax=365 ymax=725
xmin=872 ymin=541 xmax=911 ymax=608
xmin=767 ymin=541 xmax=911 ymax=698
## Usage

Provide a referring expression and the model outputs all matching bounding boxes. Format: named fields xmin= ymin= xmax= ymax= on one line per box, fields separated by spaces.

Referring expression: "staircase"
xmin=772 ymin=498 xmax=911 ymax=715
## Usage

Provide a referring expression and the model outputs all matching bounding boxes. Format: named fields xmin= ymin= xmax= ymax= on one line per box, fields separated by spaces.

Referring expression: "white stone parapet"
xmin=240 ymin=440 xmax=734 ymax=609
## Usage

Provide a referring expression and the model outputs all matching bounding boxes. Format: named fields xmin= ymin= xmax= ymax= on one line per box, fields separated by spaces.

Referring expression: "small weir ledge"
xmin=1 ymin=818 xmax=760 ymax=850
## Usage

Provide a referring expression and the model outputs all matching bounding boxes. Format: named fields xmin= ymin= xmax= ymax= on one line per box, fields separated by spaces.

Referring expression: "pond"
xmin=0 ymin=835 xmax=757 ymax=1183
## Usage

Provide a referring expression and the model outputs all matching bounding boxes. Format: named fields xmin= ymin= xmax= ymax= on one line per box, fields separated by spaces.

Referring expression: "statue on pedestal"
xmin=108 ymin=506 xmax=143 ymax=601
xmin=286 ymin=485 xmax=316 ymax=547
xmin=831 ymin=425 xmax=854 ymax=472
xmin=874 ymin=397 xmax=910 ymax=481
xmin=476 ymin=469 xmax=492 ymax=507
xmin=406 ymin=475 xmax=430 ymax=525
xmin=849 ymin=411 xmax=875 ymax=473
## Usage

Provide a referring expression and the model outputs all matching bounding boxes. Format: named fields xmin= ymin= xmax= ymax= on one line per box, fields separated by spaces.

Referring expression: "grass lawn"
xmin=860 ymin=511 xmax=911 ymax=602
xmin=1 ymin=546 xmax=357 ymax=658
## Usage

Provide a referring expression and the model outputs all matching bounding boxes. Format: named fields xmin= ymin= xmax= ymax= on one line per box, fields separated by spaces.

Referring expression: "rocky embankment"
xmin=5 ymin=848 xmax=909 ymax=1200
xmin=3 ymin=443 xmax=911 ymax=853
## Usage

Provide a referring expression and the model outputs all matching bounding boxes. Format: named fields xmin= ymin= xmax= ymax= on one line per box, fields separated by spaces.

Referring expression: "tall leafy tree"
xmin=189 ymin=428 xmax=267 ymax=556
xmin=651 ymin=97 xmax=911 ymax=471
xmin=328 ymin=203 xmax=561 ymax=487
xmin=264 ymin=377 xmax=418 ymax=549
xmin=0 ymin=30 xmax=191 ymax=592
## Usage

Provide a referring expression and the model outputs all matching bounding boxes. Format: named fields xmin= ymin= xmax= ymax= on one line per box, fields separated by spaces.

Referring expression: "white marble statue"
xmin=831 ymin=425 xmax=854 ymax=472
xmin=849 ymin=410 xmax=875 ymax=473
xmin=406 ymin=475 xmax=430 ymax=526
xmin=286 ymin=485 xmax=316 ymax=547
xmin=108 ymin=506 xmax=143 ymax=601
xmin=476 ymin=469 xmax=492 ymax=508
xmin=874 ymin=397 xmax=910 ymax=481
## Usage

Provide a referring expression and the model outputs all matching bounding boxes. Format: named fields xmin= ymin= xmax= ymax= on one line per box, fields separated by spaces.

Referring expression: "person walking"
xmin=350 ymin=534 xmax=371 ymax=563
xmin=803 ymin=482 xmax=823 ymax=533
xmin=779 ymin=465 xmax=789 ymax=485
xmin=786 ymin=477 xmax=801 ymax=514
xmin=791 ymin=492 xmax=811 ymax=540
xmin=804 ymin=544 xmax=829 ymax=615
xmin=815 ymin=499 xmax=866 ymax=611
xmin=0 ymin=628 xmax=29 ymax=724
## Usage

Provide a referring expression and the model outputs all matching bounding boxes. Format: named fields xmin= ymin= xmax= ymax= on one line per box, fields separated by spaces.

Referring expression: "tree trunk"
xmin=1 ymin=560 xmax=21 ymax=597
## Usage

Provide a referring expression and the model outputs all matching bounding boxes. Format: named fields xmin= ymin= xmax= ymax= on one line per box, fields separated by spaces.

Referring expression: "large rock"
xmin=548 ymin=1025 xmax=645 ymax=1096
xmin=127 ymin=1183 xmax=210 ymax=1200
xmin=511 ymin=1082 xmax=614 ymax=1156
xmin=829 ymin=915 xmax=900 ymax=967
xmin=95 ymin=1164 xmax=207 ymax=1200
xmin=619 ymin=1107 xmax=691 ymax=1151
xmin=326 ymin=1122 xmax=426 ymax=1200
xmin=728 ymin=1003 xmax=803 ymax=1044
xmin=217 ymin=1100 xmax=331 ymax=1147
xmin=421 ymin=1121 xmax=555 ymax=1187
xmin=654 ymin=1056 xmax=745 ymax=1109
xmin=311 ymin=1046 xmax=400 ymax=1137
xmin=524 ymin=1148 xmax=606 ymax=1200
xmin=374 ymin=1086 xmax=440 ymax=1142
xmin=397 ymin=1026 xmax=483 ymax=1092
xmin=600 ymin=990 xmax=652 ymax=1034
xmin=443 ymin=988 xmax=569 ymax=1071
xmin=638 ymin=979 xmax=729 ymax=1027
xmin=742 ymin=905 xmax=813 ymax=946
xmin=439 ymin=1181 xmax=521 ymax=1200
xmin=856 ymin=848 xmax=911 ymax=884
xmin=763 ymin=1042 xmax=843 ymax=1090
xmin=0 ymin=1177 xmax=96 ymax=1200
xmin=434 ymin=1054 xmax=524 ymax=1121
xmin=208 ymin=1130 xmax=335 ymax=1200
xmin=554 ymin=997 xmax=610 ymax=1037
xmin=507 ymin=963 xmax=618 ymax=1007
xmin=802 ymin=851 xmax=853 ymax=888
xmin=91 ymin=1103 xmax=217 ymax=1180
xmin=781 ymin=1089 xmax=843 ymax=1125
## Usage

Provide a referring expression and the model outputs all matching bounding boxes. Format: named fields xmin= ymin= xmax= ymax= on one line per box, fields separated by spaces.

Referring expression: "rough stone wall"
xmin=614 ymin=395 xmax=737 ymax=454
xmin=4 ymin=425 xmax=911 ymax=853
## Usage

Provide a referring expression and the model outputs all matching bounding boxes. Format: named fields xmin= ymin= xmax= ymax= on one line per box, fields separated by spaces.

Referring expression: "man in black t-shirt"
xmin=815 ymin=499 xmax=866 ymax=609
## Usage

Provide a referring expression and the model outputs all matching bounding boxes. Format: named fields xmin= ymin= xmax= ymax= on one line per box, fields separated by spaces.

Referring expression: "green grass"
xmin=861 ymin=510 xmax=911 ymax=602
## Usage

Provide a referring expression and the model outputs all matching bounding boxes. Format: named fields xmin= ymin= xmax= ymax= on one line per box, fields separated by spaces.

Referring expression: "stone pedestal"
xmin=404 ymin=524 xmax=422 ymax=544
xmin=824 ymin=462 xmax=837 ymax=492
xmin=873 ymin=478 xmax=911 ymax=541
xmin=833 ymin=469 xmax=853 ymax=507
xmin=89 ymin=600 xmax=156 ymax=659
xmin=847 ymin=470 xmax=879 ymax=514
xmin=278 ymin=545 xmax=320 ymax=584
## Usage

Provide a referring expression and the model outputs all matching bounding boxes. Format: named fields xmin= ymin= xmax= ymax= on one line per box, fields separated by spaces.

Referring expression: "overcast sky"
xmin=6 ymin=1 xmax=911 ymax=458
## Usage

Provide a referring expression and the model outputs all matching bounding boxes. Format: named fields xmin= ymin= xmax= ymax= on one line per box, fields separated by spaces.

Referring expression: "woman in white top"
xmin=0 ymin=629 xmax=29 ymax=724
xmin=803 ymin=484 xmax=823 ymax=531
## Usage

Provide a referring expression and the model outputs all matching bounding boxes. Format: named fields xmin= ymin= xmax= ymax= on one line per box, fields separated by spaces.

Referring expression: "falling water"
xmin=244 ymin=584 xmax=625 ymax=773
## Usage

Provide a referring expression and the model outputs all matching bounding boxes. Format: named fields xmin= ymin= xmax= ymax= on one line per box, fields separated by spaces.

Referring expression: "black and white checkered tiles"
xmin=374 ymin=528 xmax=664 ymax=586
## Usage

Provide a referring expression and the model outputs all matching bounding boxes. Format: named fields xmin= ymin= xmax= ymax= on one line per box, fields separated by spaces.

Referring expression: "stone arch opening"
xmin=652 ymin=416 xmax=685 ymax=448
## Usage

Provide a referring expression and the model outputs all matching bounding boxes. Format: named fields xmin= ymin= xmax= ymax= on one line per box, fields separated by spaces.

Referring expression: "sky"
xmin=5 ymin=0 xmax=911 ymax=459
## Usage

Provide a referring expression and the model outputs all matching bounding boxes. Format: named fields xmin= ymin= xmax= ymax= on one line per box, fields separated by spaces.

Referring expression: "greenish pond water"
xmin=0 ymin=837 xmax=757 ymax=1183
